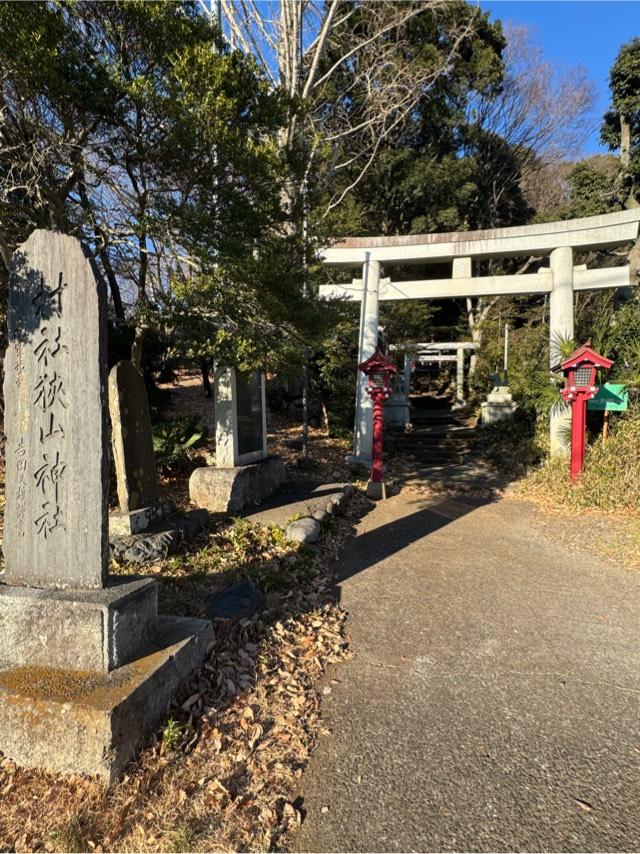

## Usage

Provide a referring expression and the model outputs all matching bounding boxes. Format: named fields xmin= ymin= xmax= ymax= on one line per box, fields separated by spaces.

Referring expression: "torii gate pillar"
xmin=549 ymin=246 xmax=574 ymax=456
xmin=352 ymin=255 xmax=381 ymax=464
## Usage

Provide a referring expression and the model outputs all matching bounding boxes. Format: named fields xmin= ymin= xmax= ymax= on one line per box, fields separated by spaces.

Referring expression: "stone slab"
xmin=0 ymin=615 xmax=213 ymax=783
xmin=0 ymin=577 xmax=157 ymax=673
xmin=108 ymin=360 xmax=159 ymax=513
xmin=244 ymin=481 xmax=352 ymax=528
xmin=189 ymin=455 xmax=285 ymax=514
xmin=4 ymin=230 xmax=109 ymax=589
xmin=109 ymin=498 xmax=174 ymax=536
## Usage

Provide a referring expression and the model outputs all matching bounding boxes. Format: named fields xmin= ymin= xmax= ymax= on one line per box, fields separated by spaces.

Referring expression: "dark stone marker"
xmin=108 ymin=360 xmax=159 ymax=513
xmin=206 ymin=581 xmax=265 ymax=622
xmin=3 ymin=230 xmax=109 ymax=589
xmin=236 ymin=370 xmax=264 ymax=456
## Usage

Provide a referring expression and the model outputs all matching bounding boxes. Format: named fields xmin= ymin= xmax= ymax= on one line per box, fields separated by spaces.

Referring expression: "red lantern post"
xmin=553 ymin=343 xmax=613 ymax=482
xmin=358 ymin=349 xmax=397 ymax=499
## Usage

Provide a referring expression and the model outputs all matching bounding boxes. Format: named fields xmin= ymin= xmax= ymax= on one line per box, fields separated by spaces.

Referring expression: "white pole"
xmin=352 ymin=254 xmax=380 ymax=464
xmin=549 ymin=247 xmax=574 ymax=455
xmin=503 ymin=323 xmax=509 ymax=384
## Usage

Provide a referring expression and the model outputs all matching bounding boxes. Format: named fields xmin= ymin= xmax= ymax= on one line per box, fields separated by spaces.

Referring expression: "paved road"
xmin=293 ymin=492 xmax=640 ymax=852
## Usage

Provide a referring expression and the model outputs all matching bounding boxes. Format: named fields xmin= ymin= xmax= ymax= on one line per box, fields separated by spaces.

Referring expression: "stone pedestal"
xmin=481 ymin=386 xmax=517 ymax=426
xmin=384 ymin=392 xmax=411 ymax=428
xmin=0 ymin=577 xmax=158 ymax=673
xmin=189 ymin=455 xmax=285 ymax=514
xmin=110 ymin=498 xmax=175 ymax=537
xmin=0 ymin=616 xmax=213 ymax=783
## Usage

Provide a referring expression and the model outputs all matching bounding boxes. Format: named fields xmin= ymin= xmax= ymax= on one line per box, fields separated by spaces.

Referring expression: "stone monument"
xmin=108 ymin=359 xmax=172 ymax=535
xmin=189 ymin=366 xmax=284 ymax=513
xmin=0 ymin=230 xmax=212 ymax=781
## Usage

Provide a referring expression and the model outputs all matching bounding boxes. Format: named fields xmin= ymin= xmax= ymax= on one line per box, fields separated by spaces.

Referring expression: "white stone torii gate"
xmin=318 ymin=209 xmax=640 ymax=464
xmin=410 ymin=341 xmax=479 ymax=405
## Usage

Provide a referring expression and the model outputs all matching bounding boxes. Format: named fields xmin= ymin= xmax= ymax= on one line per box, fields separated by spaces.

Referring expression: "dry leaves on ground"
xmin=0 ymin=496 xmax=368 ymax=853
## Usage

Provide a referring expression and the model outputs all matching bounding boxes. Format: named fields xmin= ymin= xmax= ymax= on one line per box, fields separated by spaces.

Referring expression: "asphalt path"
xmin=292 ymin=492 xmax=640 ymax=852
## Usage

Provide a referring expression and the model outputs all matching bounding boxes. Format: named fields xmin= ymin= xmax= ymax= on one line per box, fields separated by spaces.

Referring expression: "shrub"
xmin=153 ymin=416 xmax=206 ymax=471
xmin=524 ymin=411 xmax=640 ymax=511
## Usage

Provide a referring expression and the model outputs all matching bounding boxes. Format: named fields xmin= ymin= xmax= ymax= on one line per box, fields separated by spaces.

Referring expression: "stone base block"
xmin=0 ymin=577 xmax=158 ymax=673
xmin=366 ymin=480 xmax=388 ymax=501
xmin=480 ymin=401 xmax=517 ymax=426
xmin=110 ymin=499 xmax=175 ymax=536
xmin=0 ymin=615 xmax=213 ymax=783
xmin=481 ymin=386 xmax=517 ymax=426
xmin=384 ymin=396 xmax=411 ymax=427
xmin=189 ymin=455 xmax=285 ymax=514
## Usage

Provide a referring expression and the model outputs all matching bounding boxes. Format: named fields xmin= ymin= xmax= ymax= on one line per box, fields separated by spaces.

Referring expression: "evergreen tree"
xmin=601 ymin=36 xmax=640 ymax=208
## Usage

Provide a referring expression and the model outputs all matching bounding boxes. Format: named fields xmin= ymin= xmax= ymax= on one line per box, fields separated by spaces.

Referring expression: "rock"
xmin=312 ymin=510 xmax=328 ymax=523
xmin=206 ymin=581 xmax=265 ymax=621
xmin=286 ymin=517 xmax=322 ymax=544
xmin=122 ymin=529 xmax=180 ymax=565
xmin=325 ymin=502 xmax=335 ymax=516
xmin=173 ymin=508 xmax=209 ymax=539
xmin=110 ymin=509 xmax=209 ymax=567
xmin=285 ymin=438 xmax=303 ymax=451
xmin=330 ymin=493 xmax=345 ymax=515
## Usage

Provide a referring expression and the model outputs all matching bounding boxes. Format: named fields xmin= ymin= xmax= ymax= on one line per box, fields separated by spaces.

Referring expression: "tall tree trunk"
xmin=100 ymin=249 xmax=125 ymax=319
xmin=619 ymin=113 xmax=639 ymax=208
xmin=201 ymin=358 xmax=213 ymax=398
xmin=131 ymin=323 xmax=149 ymax=371
xmin=620 ymin=113 xmax=631 ymax=169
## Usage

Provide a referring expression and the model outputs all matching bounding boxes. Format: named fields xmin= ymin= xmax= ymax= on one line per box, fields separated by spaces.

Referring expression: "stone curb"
xmin=284 ymin=483 xmax=355 ymax=545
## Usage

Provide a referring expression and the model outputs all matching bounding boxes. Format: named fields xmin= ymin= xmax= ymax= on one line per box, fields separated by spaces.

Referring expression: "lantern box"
xmin=552 ymin=343 xmax=613 ymax=403
xmin=358 ymin=349 xmax=398 ymax=398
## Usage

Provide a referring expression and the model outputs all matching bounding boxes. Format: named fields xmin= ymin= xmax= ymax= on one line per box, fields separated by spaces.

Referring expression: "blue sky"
xmin=480 ymin=1 xmax=640 ymax=155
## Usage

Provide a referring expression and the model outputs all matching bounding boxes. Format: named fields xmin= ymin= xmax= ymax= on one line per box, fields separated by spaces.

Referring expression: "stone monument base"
xmin=109 ymin=499 xmax=175 ymax=536
xmin=189 ymin=455 xmax=285 ymax=514
xmin=0 ymin=577 xmax=157 ymax=673
xmin=366 ymin=479 xmax=387 ymax=501
xmin=0 ymin=615 xmax=213 ymax=782
xmin=480 ymin=386 xmax=517 ymax=426
xmin=384 ymin=395 xmax=411 ymax=428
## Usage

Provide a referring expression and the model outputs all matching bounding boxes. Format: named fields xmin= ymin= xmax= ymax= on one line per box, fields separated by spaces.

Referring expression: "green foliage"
xmin=153 ymin=416 xmax=205 ymax=471
xmin=315 ymin=313 xmax=360 ymax=435
xmin=561 ymin=159 xmax=622 ymax=218
xmin=380 ymin=301 xmax=436 ymax=348
xmin=601 ymin=36 xmax=640 ymax=203
xmin=316 ymin=3 xmax=508 ymax=237
xmin=527 ymin=411 xmax=640 ymax=511
xmin=161 ymin=716 xmax=191 ymax=752
xmin=479 ymin=408 xmax=547 ymax=475
xmin=471 ymin=308 xmax=563 ymax=416
xmin=0 ymin=1 xmax=296 ymax=366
